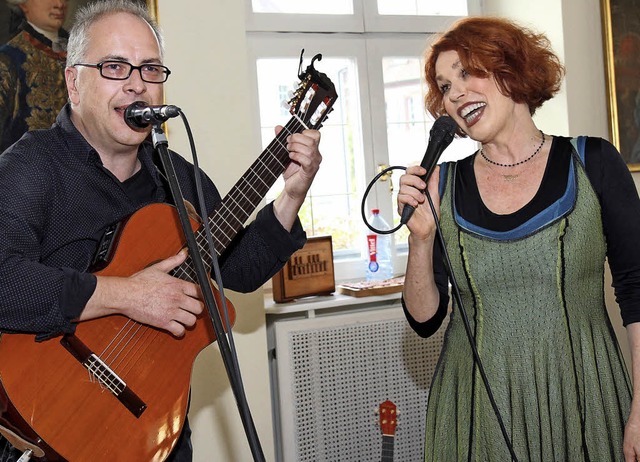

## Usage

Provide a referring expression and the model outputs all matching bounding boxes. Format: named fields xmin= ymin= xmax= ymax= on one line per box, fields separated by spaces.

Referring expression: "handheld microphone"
xmin=400 ymin=115 xmax=458 ymax=225
xmin=124 ymin=101 xmax=181 ymax=129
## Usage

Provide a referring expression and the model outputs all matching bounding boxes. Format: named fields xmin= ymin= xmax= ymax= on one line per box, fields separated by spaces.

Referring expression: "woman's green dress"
xmin=425 ymin=138 xmax=632 ymax=461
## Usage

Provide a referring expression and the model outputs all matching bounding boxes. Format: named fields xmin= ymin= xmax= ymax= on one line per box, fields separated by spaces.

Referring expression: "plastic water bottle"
xmin=366 ymin=209 xmax=394 ymax=281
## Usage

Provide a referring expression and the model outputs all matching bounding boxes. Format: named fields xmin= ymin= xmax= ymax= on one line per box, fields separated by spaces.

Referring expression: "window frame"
xmin=245 ymin=0 xmax=364 ymax=32
xmin=247 ymin=34 xmax=377 ymax=281
xmin=245 ymin=0 xmax=481 ymax=282
xmin=245 ymin=0 xmax=482 ymax=33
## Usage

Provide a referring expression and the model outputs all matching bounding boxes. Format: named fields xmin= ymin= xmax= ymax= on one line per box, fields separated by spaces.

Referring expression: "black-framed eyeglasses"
xmin=74 ymin=60 xmax=171 ymax=83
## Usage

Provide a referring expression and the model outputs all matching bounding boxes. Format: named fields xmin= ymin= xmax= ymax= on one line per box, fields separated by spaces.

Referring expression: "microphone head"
xmin=430 ymin=115 xmax=458 ymax=138
xmin=124 ymin=101 xmax=152 ymax=129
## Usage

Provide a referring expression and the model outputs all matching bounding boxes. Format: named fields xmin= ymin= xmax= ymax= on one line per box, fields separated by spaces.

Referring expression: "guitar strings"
xmin=96 ymin=320 xmax=158 ymax=384
xmin=109 ymin=322 xmax=159 ymax=376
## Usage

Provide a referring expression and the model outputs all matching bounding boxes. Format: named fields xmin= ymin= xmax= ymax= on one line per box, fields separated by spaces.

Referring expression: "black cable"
xmin=361 ymin=168 xmax=519 ymax=462
xmin=360 ymin=165 xmax=405 ymax=235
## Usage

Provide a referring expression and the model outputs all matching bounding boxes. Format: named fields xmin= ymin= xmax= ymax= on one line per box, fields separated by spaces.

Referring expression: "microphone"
xmin=124 ymin=101 xmax=181 ymax=129
xmin=400 ymin=115 xmax=458 ymax=225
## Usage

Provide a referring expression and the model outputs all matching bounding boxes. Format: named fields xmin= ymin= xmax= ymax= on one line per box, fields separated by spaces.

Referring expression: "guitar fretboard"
xmin=381 ymin=435 xmax=395 ymax=462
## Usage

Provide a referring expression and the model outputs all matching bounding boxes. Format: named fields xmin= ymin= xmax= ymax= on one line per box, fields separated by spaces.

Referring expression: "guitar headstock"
xmin=378 ymin=400 xmax=398 ymax=436
xmin=287 ymin=50 xmax=338 ymax=130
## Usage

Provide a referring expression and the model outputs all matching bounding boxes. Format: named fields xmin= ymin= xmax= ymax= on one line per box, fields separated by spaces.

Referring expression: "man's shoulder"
xmin=0 ymin=35 xmax=22 ymax=64
xmin=0 ymin=30 xmax=29 ymax=54
xmin=2 ymin=127 xmax=67 ymax=163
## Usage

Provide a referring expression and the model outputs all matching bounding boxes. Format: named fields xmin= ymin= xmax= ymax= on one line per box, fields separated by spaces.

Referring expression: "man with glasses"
xmin=0 ymin=1 xmax=322 ymax=461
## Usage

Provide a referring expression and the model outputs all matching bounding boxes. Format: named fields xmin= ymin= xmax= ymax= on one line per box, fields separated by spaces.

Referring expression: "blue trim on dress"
xmin=571 ymin=136 xmax=587 ymax=165
xmin=450 ymin=138 xmax=585 ymax=241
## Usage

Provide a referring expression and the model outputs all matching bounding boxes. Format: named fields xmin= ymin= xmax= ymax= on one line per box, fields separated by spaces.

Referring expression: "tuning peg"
xmin=292 ymin=83 xmax=304 ymax=96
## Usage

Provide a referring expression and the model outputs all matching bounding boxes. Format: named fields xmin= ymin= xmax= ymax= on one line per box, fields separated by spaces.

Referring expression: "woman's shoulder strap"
xmin=438 ymin=161 xmax=451 ymax=198
xmin=569 ymin=136 xmax=588 ymax=165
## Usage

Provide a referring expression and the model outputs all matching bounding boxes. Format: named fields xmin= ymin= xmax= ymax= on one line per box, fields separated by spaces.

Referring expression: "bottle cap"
xmin=372 ymin=209 xmax=379 ymax=214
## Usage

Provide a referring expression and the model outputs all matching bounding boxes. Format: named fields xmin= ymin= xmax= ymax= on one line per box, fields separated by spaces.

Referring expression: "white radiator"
xmin=270 ymin=305 xmax=447 ymax=461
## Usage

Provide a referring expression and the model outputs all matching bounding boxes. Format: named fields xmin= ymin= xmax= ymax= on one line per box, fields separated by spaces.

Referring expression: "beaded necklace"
xmin=480 ymin=130 xmax=545 ymax=167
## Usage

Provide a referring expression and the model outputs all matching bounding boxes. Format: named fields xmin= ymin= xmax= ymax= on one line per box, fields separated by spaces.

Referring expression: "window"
xmin=246 ymin=0 xmax=480 ymax=281
xmin=251 ymin=0 xmax=353 ymax=15
xmin=376 ymin=0 xmax=467 ymax=15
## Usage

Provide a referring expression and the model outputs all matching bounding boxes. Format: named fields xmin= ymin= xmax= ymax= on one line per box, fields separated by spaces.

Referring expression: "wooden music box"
xmin=272 ymin=235 xmax=335 ymax=303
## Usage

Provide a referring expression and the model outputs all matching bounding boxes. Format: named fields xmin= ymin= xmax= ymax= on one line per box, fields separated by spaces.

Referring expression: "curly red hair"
xmin=424 ymin=17 xmax=565 ymax=119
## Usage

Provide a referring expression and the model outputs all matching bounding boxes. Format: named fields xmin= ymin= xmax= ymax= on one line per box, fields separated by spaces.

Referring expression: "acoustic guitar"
xmin=0 ymin=56 xmax=337 ymax=461
xmin=378 ymin=400 xmax=398 ymax=462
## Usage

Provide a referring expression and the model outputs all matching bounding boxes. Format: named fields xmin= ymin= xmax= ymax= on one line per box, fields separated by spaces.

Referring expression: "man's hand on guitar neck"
xmin=78 ymin=249 xmax=204 ymax=337
xmin=273 ymin=127 xmax=322 ymax=231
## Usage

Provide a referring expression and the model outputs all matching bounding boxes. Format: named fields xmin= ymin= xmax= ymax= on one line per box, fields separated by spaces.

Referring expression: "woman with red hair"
xmin=398 ymin=16 xmax=640 ymax=461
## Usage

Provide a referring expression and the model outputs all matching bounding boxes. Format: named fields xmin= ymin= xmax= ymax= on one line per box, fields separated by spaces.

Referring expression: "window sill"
xmin=264 ymin=288 xmax=402 ymax=318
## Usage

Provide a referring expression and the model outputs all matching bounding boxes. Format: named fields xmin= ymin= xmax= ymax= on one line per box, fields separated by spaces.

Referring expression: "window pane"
xmin=252 ymin=0 xmax=353 ymax=14
xmin=382 ymin=56 xmax=476 ymax=244
xmin=257 ymin=57 xmax=364 ymax=256
xmin=377 ymin=0 xmax=467 ymax=16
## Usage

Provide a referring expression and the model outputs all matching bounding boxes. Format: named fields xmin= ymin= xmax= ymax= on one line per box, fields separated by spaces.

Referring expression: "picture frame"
xmin=0 ymin=0 xmax=157 ymax=45
xmin=601 ymin=0 xmax=640 ymax=170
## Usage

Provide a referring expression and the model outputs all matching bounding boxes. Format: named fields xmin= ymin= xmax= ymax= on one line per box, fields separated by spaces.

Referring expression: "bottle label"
xmin=367 ymin=234 xmax=379 ymax=272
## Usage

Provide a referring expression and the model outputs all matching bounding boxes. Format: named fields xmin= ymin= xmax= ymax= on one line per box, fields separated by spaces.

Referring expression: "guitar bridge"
xmin=60 ymin=335 xmax=147 ymax=418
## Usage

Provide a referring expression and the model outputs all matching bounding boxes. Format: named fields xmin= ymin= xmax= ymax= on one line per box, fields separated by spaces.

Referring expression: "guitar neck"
xmin=209 ymin=116 xmax=306 ymax=253
xmin=179 ymin=116 xmax=307 ymax=277
xmin=381 ymin=435 xmax=395 ymax=462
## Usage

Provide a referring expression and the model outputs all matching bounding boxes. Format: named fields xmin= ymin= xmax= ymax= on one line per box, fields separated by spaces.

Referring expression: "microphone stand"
xmin=150 ymin=123 xmax=265 ymax=462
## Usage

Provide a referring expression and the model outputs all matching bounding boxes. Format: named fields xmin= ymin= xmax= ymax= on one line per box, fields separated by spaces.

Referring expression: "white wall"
xmin=482 ymin=0 xmax=610 ymax=138
xmin=156 ymin=0 xmax=633 ymax=460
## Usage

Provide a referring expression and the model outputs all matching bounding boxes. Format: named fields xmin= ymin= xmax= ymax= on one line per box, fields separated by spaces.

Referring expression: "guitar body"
xmin=0 ymin=203 xmax=235 ymax=461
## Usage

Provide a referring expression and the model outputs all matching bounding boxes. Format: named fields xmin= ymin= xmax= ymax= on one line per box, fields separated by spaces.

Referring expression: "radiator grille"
xmin=273 ymin=306 xmax=446 ymax=461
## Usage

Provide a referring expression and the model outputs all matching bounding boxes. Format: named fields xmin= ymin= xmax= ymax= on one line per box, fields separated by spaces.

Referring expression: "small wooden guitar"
xmin=0 ymin=54 xmax=337 ymax=461
xmin=378 ymin=400 xmax=398 ymax=462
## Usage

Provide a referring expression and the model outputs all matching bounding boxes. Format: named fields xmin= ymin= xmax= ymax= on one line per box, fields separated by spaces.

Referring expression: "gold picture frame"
xmin=146 ymin=0 xmax=158 ymax=21
xmin=67 ymin=0 xmax=158 ymax=26
xmin=601 ymin=0 xmax=640 ymax=170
